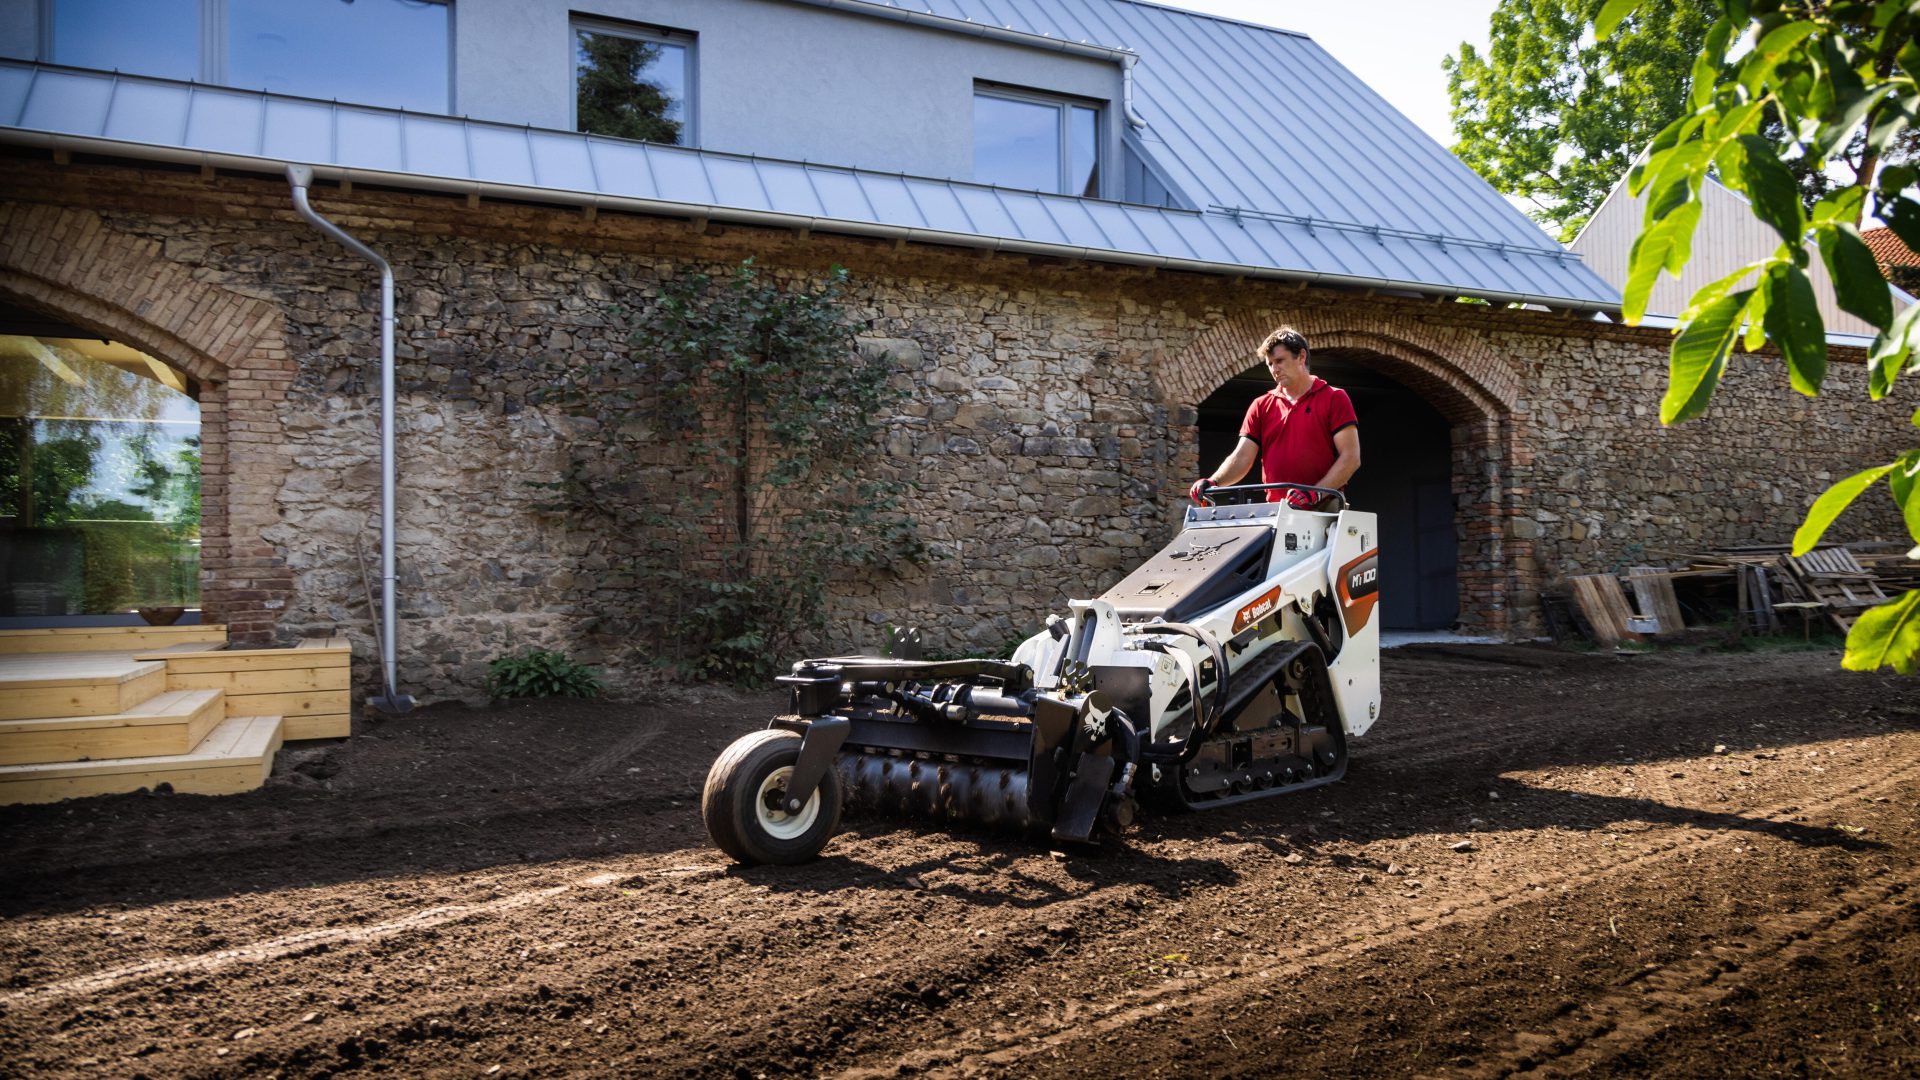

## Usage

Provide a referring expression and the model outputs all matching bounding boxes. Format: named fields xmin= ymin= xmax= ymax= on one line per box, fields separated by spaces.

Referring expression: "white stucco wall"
xmin=2 ymin=0 xmax=1125 ymax=192
xmin=453 ymin=0 xmax=1123 ymax=189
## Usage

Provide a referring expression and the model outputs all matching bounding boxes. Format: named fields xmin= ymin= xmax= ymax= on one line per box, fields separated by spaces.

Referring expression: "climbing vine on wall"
xmin=539 ymin=259 xmax=921 ymax=684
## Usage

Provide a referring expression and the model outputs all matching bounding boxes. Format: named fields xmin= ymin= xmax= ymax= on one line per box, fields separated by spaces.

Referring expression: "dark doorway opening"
xmin=1195 ymin=353 xmax=1457 ymax=630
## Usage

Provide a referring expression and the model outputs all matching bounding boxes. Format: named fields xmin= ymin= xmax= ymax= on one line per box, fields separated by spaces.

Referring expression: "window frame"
xmin=37 ymin=0 xmax=455 ymax=113
xmin=568 ymin=15 xmax=697 ymax=147
xmin=972 ymin=84 xmax=1104 ymax=198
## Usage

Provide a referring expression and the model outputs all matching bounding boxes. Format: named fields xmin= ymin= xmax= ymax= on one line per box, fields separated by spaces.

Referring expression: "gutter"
xmin=285 ymin=163 xmax=413 ymax=715
xmin=0 ymin=129 xmax=1621 ymax=313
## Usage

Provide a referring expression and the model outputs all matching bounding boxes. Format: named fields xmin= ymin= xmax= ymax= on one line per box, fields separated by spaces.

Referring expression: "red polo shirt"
xmin=1239 ymin=377 xmax=1357 ymax=496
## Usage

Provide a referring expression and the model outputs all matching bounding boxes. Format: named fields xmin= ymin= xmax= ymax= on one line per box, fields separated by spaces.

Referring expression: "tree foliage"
xmin=1447 ymin=0 xmax=1718 ymax=239
xmin=1601 ymin=0 xmax=1920 ymax=672
xmin=538 ymin=261 xmax=922 ymax=685
xmin=574 ymin=32 xmax=682 ymax=144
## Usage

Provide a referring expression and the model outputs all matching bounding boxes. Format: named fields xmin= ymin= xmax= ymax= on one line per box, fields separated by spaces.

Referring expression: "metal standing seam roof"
xmin=895 ymin=2 xmax=1575 ymax=249
xmin=0 ymin=54 xmax=1620 ymax=310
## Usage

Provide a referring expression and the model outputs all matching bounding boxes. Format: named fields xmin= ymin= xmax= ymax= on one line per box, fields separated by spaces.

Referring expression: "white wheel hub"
xmin=755 ymin=765 xmax=819 ymax=840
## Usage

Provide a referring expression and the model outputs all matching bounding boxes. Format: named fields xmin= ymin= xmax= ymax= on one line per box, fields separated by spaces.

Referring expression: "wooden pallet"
xmin=1567 ymin=574 xmax=1645 ymax=647
xmin=1626 ymin=566 xmax=1688 ymax=641
xmin=1783 ymin=547 xmax=1889 ymax=632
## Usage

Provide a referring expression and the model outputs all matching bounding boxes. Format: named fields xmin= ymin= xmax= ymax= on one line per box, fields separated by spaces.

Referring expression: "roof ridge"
xmin=1102 ymin=0 xmax=1312 ymax=41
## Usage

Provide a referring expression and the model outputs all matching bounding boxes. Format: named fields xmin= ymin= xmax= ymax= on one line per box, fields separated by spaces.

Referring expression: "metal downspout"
xmin=1120 ymin=55 xmax=1147 ymax=129
xmin=286 ymin=164 xmax=413 ymax=714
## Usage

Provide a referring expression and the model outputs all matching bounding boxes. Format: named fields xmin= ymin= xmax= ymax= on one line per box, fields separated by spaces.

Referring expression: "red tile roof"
xmin=1862 ymin=226 xmax=1920 ymax=270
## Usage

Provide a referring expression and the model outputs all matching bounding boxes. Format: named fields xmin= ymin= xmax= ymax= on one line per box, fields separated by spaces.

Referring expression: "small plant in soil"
xmin=485 ymin=649 xmax=605 ymax=700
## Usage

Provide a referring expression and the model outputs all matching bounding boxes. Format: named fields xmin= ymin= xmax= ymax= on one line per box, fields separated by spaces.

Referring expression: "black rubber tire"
xmin=702 ymin=729 xmax=843 ymax=865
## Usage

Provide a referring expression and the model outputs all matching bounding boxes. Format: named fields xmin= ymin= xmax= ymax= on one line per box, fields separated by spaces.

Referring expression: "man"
xmin=1189 ymin=326 xmax=1360 ymax=509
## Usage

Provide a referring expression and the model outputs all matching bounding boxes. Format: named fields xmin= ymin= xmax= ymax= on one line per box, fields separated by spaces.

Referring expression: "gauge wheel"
xmin=702 ymin=729 xmax=843 ymax=865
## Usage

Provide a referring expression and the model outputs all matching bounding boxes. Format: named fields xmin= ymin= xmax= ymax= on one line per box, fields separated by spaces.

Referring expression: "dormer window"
xmin=974 ymin=88 xmax=1100 ymax=197
xmin=572 ymin=18 xmax=694 ymax=146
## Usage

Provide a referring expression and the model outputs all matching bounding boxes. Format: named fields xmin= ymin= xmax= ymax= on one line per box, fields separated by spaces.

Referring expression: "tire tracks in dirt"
xmin=1428 ymin=867 xmax=1916 ymax=1079
xmin=829 ymin=751 xmax=1919 ymax=1078
xmin=0 ymin=871 xmax=624 ymax=1011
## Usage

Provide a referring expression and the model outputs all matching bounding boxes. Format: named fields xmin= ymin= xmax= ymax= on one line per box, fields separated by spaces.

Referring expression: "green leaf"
xmin=1688 ymin=18 xmax=1736 ymax=111
xmin=1794 ymin=462 xmax=1899 ymax=555
xmin=1888 ymin=452 xmax=1920 ymax=546
xmin=1819 ymin=222 xmax=1894 ymax=329
xmin=1662 ymin=288 xmax=1752 ymax=424
xmin=1763 ymin=263 xmax=1828 ymax=395
xmin=1741 ymin=21 xmax=1821 ymax=96
xmin=1729 ymin=136 xmax=1805 ymax=246
xmin=1842 ymin=589 xmax=1920 ymax=675
xmin=1814 ymin=84 xmax=1893 ymax=164
xmin=1625 ymin=201 xmax=1703 ymax=323
xmin=1880 ymin=195 xmax=1920 ymax=257
xmin=1634 ymin=115 xmax=1709 ymax=196
xmin=1594 ymin=0 xmax=1645 ymax=40
xmin=1810 ymin=185 xmax=1868 ymax=225
xmin=1644 ymin=170 xmax=1695 ymax=226
xmin=1681 ymin=260 xmax=1766 ymax=322
xmin=1866 ymin=89 xmax=1912 ymax=155
xmin=1869 ymin=303 xmax=1920 ymax=399
xmin=1706 ymin=96 xmax=1768 ymax=146
xmin=1742 ymin=269 xmax=1772 ymax=353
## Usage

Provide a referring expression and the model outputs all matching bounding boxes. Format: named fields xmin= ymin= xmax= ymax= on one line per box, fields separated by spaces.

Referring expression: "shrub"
xmin=486 ymin=649 xmax=605 ymax=700
xmin=534 ymin=259 xmax=924 ymax=686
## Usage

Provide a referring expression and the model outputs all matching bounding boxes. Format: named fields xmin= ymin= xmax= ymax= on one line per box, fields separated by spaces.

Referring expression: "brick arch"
xmin=0 ymin=203 xmax=296 ymax=644
xmin=1160 ymin=311 xmax=1520 ymax=423
xmin=1164 ymin=310 xmax=1529 ymax=637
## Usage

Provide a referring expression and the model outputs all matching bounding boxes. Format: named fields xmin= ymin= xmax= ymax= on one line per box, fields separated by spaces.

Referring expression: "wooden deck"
xmin=0 ymin=628 xmax=354 ymax=804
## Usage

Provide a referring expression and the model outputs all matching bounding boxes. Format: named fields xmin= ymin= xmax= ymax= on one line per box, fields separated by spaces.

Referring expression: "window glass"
xmin=575 ymin=27 xmax=690 ymax=144
xmin=48 ymin=0 xmax=200 ymax=82
xmin=228 ymin=0 xmax=450 ymax=112
xmin=1 ymin=337 xmax=199 ymax=618
xmin=1069 ymin=105 xmax=1100 ymax=198
xmin=974 ymin=94 xmax=1061 ymax=192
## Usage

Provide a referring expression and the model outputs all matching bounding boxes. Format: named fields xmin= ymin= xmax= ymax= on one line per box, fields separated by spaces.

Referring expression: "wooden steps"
xmin=0 ymin=624 xmax=227 ymax=654
xmin=0 ymin=715 xmax=285 ymax=805
xmin=0 ymin=688 xmax=225 ymax=766
xmin=139 ymin=636 xmax=351 ymax=740
xmin=0 ymin=626 xmax=355 ymax=804
xmin=0 ymin=653 xmax=169 ymax=721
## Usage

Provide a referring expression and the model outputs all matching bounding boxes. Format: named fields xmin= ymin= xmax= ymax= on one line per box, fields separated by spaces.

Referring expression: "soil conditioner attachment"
xmin=702 ymin=483 xmax=1383 ymax=864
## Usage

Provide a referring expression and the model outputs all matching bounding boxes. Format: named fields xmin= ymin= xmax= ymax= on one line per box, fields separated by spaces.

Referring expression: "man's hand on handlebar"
xmin=1188 ymin=478 xmax=1216 ymax=505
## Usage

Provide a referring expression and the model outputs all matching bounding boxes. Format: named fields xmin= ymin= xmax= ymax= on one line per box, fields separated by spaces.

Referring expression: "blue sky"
xmin=1174 ymin=0 xmax=1501 ymax=149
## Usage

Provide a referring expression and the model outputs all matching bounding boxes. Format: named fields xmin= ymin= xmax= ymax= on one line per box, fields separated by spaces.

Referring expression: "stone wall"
xmin=0 ymin=156 xmax=1909 ymax=700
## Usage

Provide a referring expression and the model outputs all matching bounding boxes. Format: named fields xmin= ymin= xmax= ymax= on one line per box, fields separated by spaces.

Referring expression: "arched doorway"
xmin=0 ymin=301 xmax=201 ymax=625
xmin=1195 ymin=353 xmax=1458 ymax=630
xmin=1 ymin=203 xmax=296 ymax=644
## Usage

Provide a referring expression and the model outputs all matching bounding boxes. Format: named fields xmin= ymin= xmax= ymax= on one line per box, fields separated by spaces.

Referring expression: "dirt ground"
xmin=2 ymin=641 xmax=1917 ymax=1078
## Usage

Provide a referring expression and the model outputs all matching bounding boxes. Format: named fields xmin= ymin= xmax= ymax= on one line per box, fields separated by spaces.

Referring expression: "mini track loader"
xmin=701 ymin=482 xmax=1382 ymax=864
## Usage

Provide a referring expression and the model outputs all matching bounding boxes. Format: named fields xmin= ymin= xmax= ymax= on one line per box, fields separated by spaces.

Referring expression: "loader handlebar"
xmin=1193 ymin=482 xmax=1344 ymax=512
